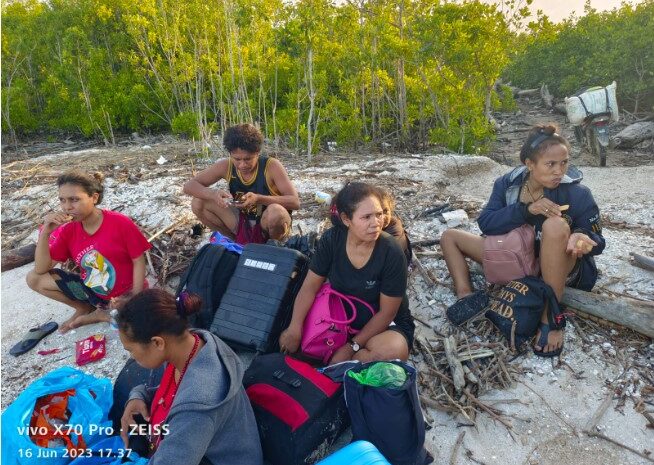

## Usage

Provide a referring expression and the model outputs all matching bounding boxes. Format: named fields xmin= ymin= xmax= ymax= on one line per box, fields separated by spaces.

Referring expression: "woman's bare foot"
xmin=68 ymin=309 xmax=111 ymax=329
xmin=533 ymin=324 xmax=564 ymax=356
xmin=60 ymin=309 xmax=92 ymax=333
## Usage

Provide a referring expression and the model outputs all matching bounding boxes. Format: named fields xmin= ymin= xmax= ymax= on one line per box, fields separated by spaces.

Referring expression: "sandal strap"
xmin=535 ymin=322 xmax=550 ymax=348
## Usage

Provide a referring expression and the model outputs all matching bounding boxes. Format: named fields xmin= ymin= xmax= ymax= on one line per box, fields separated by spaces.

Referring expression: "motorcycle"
xmin=566 ymin=83 xmax=618 ymax=167
xmin=573 ymin=112 xmax=611 ymax=167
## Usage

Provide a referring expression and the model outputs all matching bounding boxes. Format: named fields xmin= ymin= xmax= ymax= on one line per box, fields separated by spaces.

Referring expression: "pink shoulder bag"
xmin=301 ymin=283 xmax=376 ymax=364
xmin=482 ymin=224 xmax=540 ymax=285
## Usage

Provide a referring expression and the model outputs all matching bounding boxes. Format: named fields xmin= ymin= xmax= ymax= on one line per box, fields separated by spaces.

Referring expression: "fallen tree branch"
xmin=147 ymin=217 xmax=186 ymax=243
xmin=429 ymin=367 xmax=513 ymax=430
xmin=444 ymin=336 xmax=466 ymax=392
xmin=413 ymin=238 xmax=441 ymax=247
xmin=449 ymin=431 xmax=466 ymax=465
xmin=590 ymin=432 xmax=654 ymax=463
xmin=584 ymin=393 xmax=613 ymax=434
xmin=630 ymin=252 xmax=654 ymax=272
xmin=521 ymin=381 xmax=578 ymax=434
xmin=412 ymin=252 xmax=454 ymax=290
xmin=1 ymin=243 xmax=36 ymax=272
xmin=582 ymin=394 xmax=654 ymax=462
xmin=562 ymin=287 xmax=654 ymax=338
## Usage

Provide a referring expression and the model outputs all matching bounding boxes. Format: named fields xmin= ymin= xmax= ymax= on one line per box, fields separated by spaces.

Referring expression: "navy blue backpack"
xmin=343 ymin=361 xmax=432 ymax=465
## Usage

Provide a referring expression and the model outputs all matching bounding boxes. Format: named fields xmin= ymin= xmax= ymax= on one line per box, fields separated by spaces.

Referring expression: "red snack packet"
xmin=75 ymin=334 xmax=106 ymax=366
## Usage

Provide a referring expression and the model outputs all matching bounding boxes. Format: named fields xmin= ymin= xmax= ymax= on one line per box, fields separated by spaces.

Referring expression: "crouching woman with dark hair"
xmin=441 ymin=124 xmax=605 ymax=357
xmin=118 ymin=289 xmax=263 ymax=465
xmin=279 ymin=182 xmax=415 ymax=364
xmin=26 ymin=170 xmax=151 ymax=332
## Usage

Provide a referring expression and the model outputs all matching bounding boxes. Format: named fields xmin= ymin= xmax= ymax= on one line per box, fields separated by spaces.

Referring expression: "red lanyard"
xmin=149 ymin=333 xmax=201 ymax=450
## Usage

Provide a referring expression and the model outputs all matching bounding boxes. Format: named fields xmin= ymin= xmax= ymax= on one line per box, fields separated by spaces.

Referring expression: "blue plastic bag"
xmin=1 ymin=366 xmax=113 ymax=465
xmin=68 ymin=436 xmax=148 ymax=465
xmin=209 ymin=231 xmax=244 ymax=254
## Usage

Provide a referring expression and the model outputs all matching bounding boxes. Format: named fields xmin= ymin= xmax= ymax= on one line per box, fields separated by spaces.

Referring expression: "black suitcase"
xmin=243 ymin=353 xmax=350 ymax=465
xmin=177 ymin=243 xmax=240 ymax=329
xmin=210 ymin=243 xmax=309 ymax=353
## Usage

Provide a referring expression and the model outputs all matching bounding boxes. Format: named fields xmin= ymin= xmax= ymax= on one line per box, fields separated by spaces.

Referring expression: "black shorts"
xmin=49 ymin=269 xmax=104 ymax=307
xmin=388 ymin=313 xmax=415 ymax=349
xmin=565 ymin=255 xmax=597 ymax=291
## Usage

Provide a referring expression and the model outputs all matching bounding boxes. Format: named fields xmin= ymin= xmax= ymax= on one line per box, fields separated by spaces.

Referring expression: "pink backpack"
xmin=301 ymin=283 xmax=376 ymax=364
xmin=482 ymin=224 xmax=540 ymax=285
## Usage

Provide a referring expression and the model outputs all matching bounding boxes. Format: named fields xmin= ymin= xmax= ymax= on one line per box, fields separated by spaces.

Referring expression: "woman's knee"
xmin=26 ymin=269 xmax=49 ymax=292
xmin=542 ymin=217 xmax=570 ymax=241
xmin=363 ymin=333 xmax=409 ymax=361
xmin=440 ymin=229 xmax=461 ymax=255
xmin=440 ymin=228 xmax=457 ymax=245
xmin=26 ymin=270 xmax=39 ymax=290
xmin=264 ymin=203 xmax=288 ymax=219
xmin=261 ymin=204 xmax=290 ymax=227
xmin=191 ymin=197 xmax=205 ymax=216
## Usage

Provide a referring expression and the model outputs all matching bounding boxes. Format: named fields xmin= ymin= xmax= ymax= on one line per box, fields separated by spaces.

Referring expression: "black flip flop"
xmin=9 ymin=321 xmax=59 ymax=356
xmin=533 ymin=322 xmax=563 ymax=358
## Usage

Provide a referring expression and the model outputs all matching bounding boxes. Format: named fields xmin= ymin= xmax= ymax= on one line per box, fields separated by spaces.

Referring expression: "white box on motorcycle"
xmin=565 ymin=81 xmax=619 ymax=125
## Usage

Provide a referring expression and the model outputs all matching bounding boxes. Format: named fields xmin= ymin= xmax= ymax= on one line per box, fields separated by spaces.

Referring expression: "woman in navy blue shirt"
xmin=441 ymin=124 xmax=605 ymax=357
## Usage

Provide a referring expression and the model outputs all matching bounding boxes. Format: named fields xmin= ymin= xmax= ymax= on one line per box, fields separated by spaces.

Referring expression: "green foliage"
xmin=494 ymin=85 xmax=518 ymax=112
xmin=504 ymin=1 xmax=654 ymax=113
xmin=2 ymin=0 xmax=523 ymax=153
xmin=171 ymin=111 xmax=200 ymax=139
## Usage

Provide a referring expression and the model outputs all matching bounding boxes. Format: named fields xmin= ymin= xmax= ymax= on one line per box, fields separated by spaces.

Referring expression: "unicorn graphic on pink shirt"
xmin=81 ymin=250 xmax=116 ymax=296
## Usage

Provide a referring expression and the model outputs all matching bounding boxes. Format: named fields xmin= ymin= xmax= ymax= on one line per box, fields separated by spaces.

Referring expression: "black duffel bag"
xmin=243 ymin=353 xmax=350 ymax=465
xmin=344 ymin=361 xmax=432 ymax=465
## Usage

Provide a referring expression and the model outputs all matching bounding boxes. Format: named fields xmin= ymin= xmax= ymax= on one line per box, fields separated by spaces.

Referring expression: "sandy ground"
xmin=1 ymin=141 xmax=653 ymax=464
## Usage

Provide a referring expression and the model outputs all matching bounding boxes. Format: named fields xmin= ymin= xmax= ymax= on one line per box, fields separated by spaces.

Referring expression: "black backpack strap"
xmin=177 ymin=244 xmax=210 ymax=295
xmin=405 ymin=363 xmax=426 ymax=452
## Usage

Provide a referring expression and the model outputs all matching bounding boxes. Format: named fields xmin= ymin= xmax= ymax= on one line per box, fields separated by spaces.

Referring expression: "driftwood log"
xmin=516 ymin=88 xmax=540 ymax=98
xmin=610 ymin=121 xmax=654 ymax=148
xmin=562 ymin=287 xmax=654 ymax=338
xmin=1 ymin=243 xmax=36 ymax=272
xmin=630 ymin=252 xmax=654 ymax=271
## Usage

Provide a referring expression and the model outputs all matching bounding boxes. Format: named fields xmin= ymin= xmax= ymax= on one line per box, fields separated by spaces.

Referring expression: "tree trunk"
xmin=484 ymin=85 xmax=492 ymax=122
xmin=306 ymin=46 xmax=315 ymax=161
xmin=272 ymin=63 xmax=278 ymax=149
xmin=540 ymin=83 xmax=553 ymax=109
xmin=562 ymin=287 xmax=654 ymax=338
xmin=396 ymin=0 xmax=408 ymax=148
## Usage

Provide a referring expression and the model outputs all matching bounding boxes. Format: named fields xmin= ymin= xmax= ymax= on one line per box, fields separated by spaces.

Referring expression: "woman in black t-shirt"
xmin=279 ymin=182 xmax=415 ymax=364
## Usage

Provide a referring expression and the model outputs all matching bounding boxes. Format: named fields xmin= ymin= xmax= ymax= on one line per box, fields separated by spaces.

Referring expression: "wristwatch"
xmin=350 ymin=341 xmax=361 ymax=352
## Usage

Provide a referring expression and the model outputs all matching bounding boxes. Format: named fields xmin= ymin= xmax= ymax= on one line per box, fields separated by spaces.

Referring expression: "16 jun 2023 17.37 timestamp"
xmin=17 ymin=447 xmax=132 ymax=459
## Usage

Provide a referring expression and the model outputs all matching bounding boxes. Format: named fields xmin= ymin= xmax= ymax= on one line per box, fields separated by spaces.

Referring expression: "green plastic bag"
xmin=347 ymin=362 xmax=407 ymax=389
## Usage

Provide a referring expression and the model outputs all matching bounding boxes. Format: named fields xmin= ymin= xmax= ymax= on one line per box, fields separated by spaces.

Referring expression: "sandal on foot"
xmin=9 ymin=321 xmax=59 ymax=356
xmin=446 ymin=290 xmax=489 ymax=325
xmin=533 ymin=322 xmax=563 ymax=358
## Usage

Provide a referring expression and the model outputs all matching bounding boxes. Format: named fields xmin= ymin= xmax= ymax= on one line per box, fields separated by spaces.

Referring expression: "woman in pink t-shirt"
xmin=26 ymin=171 xmax=151 ymax=332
